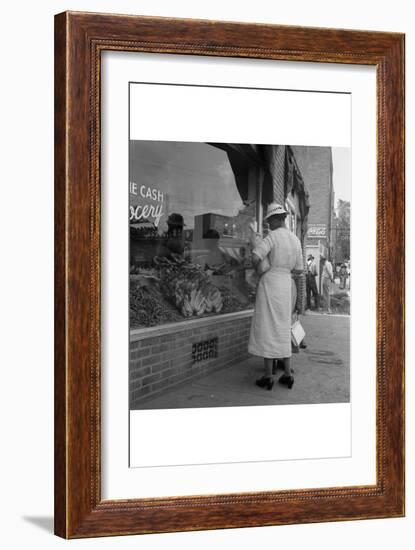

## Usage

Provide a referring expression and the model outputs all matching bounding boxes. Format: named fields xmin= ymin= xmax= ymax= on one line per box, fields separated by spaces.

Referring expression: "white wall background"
xmin=0 ymin=1 xmax=412 ymax=548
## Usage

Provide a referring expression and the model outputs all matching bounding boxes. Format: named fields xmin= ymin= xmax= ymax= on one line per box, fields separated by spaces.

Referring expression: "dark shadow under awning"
xmin=208 ymin=143 xmax=273 ymax=204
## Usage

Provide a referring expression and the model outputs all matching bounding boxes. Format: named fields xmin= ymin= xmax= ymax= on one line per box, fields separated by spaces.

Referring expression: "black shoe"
xmin=256 ymin=376 xmax=274 ymax=391
xmin=278 ymin=374 xmax=294 ymax=389
xmin=300 ymin=341 xmax=307 ymax=349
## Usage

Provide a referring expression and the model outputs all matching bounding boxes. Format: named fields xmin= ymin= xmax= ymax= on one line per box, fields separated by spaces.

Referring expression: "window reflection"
xmin=129 ymin=141 xmax=257 ymax=328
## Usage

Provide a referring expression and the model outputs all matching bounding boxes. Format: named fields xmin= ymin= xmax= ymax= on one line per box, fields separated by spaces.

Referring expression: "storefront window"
xmin=129 ymin=141 xmax=258 ymax=329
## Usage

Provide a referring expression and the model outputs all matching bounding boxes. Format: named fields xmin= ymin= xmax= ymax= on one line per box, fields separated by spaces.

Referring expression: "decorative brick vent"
xmin=192 ymin=337 xmax=218 ymax=363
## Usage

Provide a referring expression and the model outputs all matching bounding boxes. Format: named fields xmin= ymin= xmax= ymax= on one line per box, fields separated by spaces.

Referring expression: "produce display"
xmin=130 ymin=284 xmax=182 ymax=328
xmin=155 ymin=254 xmax=223 ymax=317
xmin=129 ymin=253 xmax=251 ymax=328
xmin=219 ymin=286 xmax=247 ymax=313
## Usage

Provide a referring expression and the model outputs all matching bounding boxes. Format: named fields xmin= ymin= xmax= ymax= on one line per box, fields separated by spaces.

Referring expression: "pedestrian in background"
xmin=321 ymin=256 xmax=334 ymax=314
xmin=339 ymin=263 xmax=348 ymax=290
xmin=306 ymin=254 xmax=319 ymax=310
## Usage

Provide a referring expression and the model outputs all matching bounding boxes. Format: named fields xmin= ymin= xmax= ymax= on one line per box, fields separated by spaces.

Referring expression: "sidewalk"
xmin=133 ymin=313 xmax=350 ymax=410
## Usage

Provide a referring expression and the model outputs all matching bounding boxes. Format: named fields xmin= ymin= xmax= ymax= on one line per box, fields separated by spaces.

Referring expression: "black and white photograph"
xmin=129 ymin=140 xmax=351 ymax=411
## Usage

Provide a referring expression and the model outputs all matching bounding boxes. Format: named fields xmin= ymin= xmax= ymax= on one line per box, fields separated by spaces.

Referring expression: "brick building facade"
xmin=291 ymin=146 xmax=334 ymax=286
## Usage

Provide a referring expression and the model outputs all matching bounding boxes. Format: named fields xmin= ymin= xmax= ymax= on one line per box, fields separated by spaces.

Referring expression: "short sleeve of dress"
xmin=252 ymin=233 xmax=273 ymax=260
xmin=294 ymin=238 xmax=304 ymax=271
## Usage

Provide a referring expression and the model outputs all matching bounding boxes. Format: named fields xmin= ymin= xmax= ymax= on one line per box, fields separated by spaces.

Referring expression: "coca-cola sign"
xmin=307 ymin=223 xmax=327 ymax=238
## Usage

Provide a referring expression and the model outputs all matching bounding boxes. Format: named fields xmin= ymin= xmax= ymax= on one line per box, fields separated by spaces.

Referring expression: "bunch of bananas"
xmin=156 ymin=254 xmax=223 ymax=319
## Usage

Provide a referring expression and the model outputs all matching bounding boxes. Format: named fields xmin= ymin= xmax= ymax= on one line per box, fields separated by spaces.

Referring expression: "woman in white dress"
xmin=248 ymin=203 xmax=304 ymax=390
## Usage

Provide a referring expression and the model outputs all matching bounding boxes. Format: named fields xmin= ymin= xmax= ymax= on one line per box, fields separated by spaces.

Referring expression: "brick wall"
xmin=130 ymin=314 xmax=252 ymax=407
xmin=291 ymin=146 xmax=332 ymax=225
xmin=291 ymin=146 xmax=333 ymax=251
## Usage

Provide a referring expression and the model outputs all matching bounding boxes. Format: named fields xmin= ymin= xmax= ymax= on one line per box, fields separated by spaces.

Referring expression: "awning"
xmin=208 ymin=143 xmax=273 ymax=204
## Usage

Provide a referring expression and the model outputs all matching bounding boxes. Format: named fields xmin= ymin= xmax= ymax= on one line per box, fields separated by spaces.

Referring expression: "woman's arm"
xmin=248 ymin=222 xmax=262 ymax=248
xmin=247 ymin=222 xmax=273 ymax=275
xmin=251 ymin=251 xmax=261 ymax=268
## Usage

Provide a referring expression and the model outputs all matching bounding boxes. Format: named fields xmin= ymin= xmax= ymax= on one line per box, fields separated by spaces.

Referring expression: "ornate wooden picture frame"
xmin=54 ymin=11 xmax=405 ymax=538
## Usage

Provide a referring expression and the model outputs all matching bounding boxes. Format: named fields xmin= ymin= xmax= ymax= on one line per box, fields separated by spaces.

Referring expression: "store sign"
xmin=129 ymin=182 xmax=164 ymax=227
xmin=307 ymin=223 xmax=327 ymax=238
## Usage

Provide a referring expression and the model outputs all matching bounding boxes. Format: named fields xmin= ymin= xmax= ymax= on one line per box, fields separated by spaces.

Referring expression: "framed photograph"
xmin=54 ymin=11 xmax=405 ymax=538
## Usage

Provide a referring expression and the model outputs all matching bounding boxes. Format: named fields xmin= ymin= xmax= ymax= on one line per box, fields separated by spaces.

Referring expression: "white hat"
xmin=264 ymin=202 xmax=287 ymax=220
